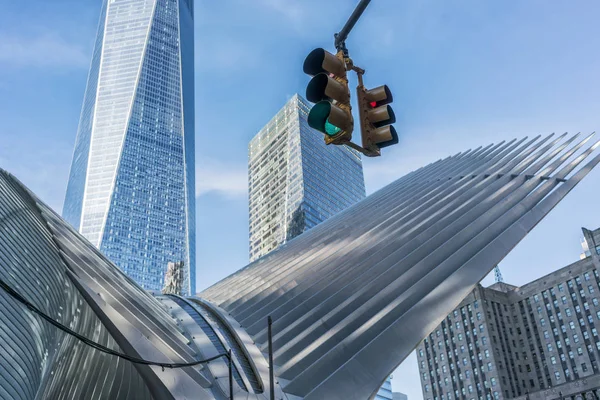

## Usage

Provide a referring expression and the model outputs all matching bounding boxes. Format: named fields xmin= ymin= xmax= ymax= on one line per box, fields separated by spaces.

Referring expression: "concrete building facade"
xmin=417 ymin=227 xmax=600 ymax=400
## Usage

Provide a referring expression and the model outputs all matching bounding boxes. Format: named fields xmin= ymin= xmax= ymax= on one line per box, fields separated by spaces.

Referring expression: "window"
xmin=491 ymin=377 xmax=497 ymax=386
xmin=479 ymin=324 xmax=484 ymax=333
xmin=482 ymin=336 xmax=487 ymax=345
xmin=585 ymin=302 xmax=590 ymax=311
xmin=570 ymin=321 xmax=576 ymax=330
xmin=541 ymin=318 xmax=546 ymax=327
xmin=561 ymin=296 xmax=568 ymax=304
xmin=487 ymin=362 xmax=493 ymax=371
xmin=544 ymin=331 xmax=550 ymax=339
xmin=555 ymin=371 xmax=561 ymax=381
xmin=477 ymin=312 xmax=481 ymax=321
xmin=468 ymin=385 xmax=473 ymax=393
xmin=578 ymin=347 xmax=584 ymax=355
xmin=551 ymin=356 xmax=556 ymax=365
xmin=547 ymin=343 xmax=553 ymax=352
xmin=582 ymin=363 xmax=588 ymax=372
xmin=558 ymin=283 xmax=564 ymax=292
xmin=566 ymin=308 xmax=572 ymax=317
xmin=593 ymin=298 xmax=599 ymax=306
xmin=574 ymin=334 xmax=580 ymax=343
xmin=419 ymin=349 xmax=424 ymax=357
xmin=534 ymin=294 xmax=540 ymax=303
xmin=585 ymin=272 xmax=591 ymax=281
xmin=584 ymin=331 xmax=590 ymax=340
xmin=590 ymin=285 xmax=595 ymax=294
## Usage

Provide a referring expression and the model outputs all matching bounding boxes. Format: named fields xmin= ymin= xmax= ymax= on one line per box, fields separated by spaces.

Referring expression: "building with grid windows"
xmin=62 ymin=0 xmax=196 ymax=294
xmin=416 ymin=227 xmax=600 ymax=400
xmin=248 ymin=94 xmax=365 ymax=262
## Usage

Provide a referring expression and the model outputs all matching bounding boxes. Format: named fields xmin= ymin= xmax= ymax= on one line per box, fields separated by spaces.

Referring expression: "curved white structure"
xmin=1 ymin=133 xmax=599 ymax=399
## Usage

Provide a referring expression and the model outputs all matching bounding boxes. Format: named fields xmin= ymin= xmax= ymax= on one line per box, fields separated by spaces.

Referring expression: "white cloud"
xmin=196 ymin=160 xmax=248 ymax=198
xmin=0 ymin=33 xmax=89 ymax=69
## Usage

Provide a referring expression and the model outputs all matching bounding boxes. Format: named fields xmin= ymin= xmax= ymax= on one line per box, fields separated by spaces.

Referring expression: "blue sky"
xmin=2 ymin=0 xmax=600 ymax=398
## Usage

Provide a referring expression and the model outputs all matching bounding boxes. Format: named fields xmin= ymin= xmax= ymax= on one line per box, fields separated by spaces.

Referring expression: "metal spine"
xmin=200 ymin=133 xmax=600 ymax=400
xmin=1 ymin=133 xmax=599 ymax=400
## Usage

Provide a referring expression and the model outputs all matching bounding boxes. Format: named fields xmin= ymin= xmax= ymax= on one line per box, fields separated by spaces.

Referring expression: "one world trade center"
xmin=63 ymin=0 xmax=196 ymax=294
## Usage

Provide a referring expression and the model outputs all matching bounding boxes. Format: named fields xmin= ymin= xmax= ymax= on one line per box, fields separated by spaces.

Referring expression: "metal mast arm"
xmin=334 ymin=0 xmax=372 ymax=54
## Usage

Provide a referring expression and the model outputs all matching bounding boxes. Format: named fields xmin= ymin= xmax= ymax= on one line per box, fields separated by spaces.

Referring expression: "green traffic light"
xmin=307 ymin=101 xmax=342 ymax=136
xmin=325 ymin=121 xmax=342 ymax=136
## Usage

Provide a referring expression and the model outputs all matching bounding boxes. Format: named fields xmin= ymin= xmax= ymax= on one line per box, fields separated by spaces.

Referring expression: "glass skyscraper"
xmin=376 ymin=376 xmax=394 ymax=400
xmin=63 ymin=0 xmax=196 ymax=295
xmin=248 ymin=94 xmax=366 ymax=262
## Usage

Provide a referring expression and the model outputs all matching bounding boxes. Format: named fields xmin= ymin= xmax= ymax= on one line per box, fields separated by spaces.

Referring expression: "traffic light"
xmin=357 ymin=84 xmax=398 ymax=154
xmin=303 ymin=48 xmax=353 ymax=144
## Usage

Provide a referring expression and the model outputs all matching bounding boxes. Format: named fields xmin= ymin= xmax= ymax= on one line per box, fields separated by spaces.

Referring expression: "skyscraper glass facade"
xmin=376 ymin=376 xmax=394 ymax=400
xmin=63 ymin=0 xmax=195 ymax=295
xmin=248 ymin=94 xmax=366 ymax=262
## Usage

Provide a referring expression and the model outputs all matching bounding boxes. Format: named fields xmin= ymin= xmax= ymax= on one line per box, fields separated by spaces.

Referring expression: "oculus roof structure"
xmin=1 ymin=133 xmax=599 ymax=400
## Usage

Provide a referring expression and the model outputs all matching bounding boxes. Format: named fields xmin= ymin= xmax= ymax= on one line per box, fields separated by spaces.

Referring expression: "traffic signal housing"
xmin=357 ymin=84 xmax=398 ymax=155
xmin=303 ymin=48 xmax=353 ymax=144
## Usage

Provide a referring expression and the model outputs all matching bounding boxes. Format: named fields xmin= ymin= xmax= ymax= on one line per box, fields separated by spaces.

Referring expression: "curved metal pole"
xmin=334 ymin=0 xmax=372 ymax=52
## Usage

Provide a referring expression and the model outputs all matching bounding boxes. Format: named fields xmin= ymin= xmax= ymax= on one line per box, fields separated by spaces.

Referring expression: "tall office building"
xmin=376 ymin=376 xmax=394 ymax=400
xmin=392 ymin=392 xmax=409 ymax=400
xmin=62 ymin=0 xmax=196 ymax=294
xmin=416 ymin=227 xmax=600 ymax=400
xmin=248 ymin=94 xmax=366 ymax=261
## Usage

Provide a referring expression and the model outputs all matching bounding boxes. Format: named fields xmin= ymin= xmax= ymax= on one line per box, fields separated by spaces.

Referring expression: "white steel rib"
xmin=0 ymin=133 xmax=598 ymax=400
